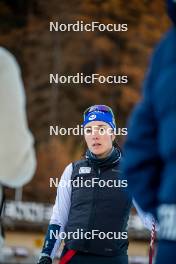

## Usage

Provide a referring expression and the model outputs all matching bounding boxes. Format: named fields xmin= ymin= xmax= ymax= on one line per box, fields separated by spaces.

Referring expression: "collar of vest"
xmin=85 ymin=147 xmax=121 ymax=168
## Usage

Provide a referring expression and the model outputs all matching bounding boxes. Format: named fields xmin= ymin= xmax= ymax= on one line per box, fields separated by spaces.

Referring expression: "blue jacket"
xmin=167 ymin=0 xmax=176 ymax=25
xmin=122 ymin=17 xmax=176 ymax=215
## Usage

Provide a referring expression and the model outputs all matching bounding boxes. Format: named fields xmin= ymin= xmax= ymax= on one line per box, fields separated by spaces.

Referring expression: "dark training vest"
xmin=64 ymin=159 xmax=132 ymax=257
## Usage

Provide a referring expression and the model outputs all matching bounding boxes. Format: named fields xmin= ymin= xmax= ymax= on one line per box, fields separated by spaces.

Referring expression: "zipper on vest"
xmin=84 ymin=167 xmax=101 ymax=250
xmin=93 ymin=168 xmax=100 ymax=212
xmin=93 ymin=168 xmax=100 ymax=211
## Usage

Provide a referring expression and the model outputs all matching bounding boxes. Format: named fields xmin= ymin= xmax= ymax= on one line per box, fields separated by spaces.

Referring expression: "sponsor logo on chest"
xmin=79 ymin=167 xmax=91 ymax=174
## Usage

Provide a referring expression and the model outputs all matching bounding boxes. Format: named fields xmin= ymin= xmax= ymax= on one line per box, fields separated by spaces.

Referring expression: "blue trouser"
xmin=61 ymin=247 xmax=128 ymax=264
xmin=68 ymin=254 xmax=128 ymax=264
xmin=155 ymin=240 xmax=176 ymax=264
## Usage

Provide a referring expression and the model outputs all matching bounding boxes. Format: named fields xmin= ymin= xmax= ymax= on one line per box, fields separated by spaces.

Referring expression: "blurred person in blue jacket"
xmin=122 ymin=0 xmax=176 ymax=262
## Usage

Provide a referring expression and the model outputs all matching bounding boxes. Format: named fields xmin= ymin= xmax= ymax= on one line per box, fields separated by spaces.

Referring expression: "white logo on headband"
xmin=89 ymin=114 xmax=96 ymax=121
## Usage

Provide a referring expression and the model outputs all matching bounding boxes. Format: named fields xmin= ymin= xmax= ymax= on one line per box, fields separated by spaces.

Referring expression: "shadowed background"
xmin=0 ymin=0 xmax=170 ymax=203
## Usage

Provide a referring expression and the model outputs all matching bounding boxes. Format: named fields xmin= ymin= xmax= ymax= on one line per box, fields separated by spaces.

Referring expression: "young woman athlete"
xmin=37 ymin=105 xmax=152 ymax=264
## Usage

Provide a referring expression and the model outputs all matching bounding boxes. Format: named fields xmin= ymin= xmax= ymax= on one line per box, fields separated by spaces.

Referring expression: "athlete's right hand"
xmin=37 ymin=256 xmax=52 ymax=264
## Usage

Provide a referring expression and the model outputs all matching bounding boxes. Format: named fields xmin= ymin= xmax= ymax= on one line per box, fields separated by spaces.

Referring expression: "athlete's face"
xmin=84 ymin=121 xmax=115 ymax=158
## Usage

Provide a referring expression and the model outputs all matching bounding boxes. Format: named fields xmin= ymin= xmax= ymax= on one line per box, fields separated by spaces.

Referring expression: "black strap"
xmin=0 ymin=186 xmax=5 ymax=216
xmin=0 ymin=185 xmax=5 ymax=239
